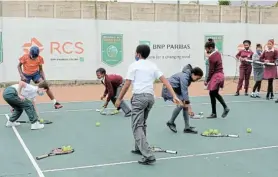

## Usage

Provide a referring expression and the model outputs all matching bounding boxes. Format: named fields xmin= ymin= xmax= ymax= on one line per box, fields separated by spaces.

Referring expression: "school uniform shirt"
xmin=102 ymin=74 xmax=123 ymax=102
xmin=260 ymin=48 xmax=278 ymax=79
xmin=206 ymin=51 xmax=225 ymax=91
xmin=163 ymin=64 xmax=192 ymax=103
xmin=19 ymin=54 xmax=44 ymax=75
xmin=11 ymin=84 xmax=38 ymax=101
xmin=126 ymin=59 xmax=163 ymax=95
xmin=236 ymin=49 xmax=253 ymax=68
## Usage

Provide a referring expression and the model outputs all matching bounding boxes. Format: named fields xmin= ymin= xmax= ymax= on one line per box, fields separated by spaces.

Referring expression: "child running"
xmin=3 ymin=80 xmax=49 ymax=130
xmin=115 ymin=44 xmax=181 ymax=165
xmin=260 ymin=39 xmax=278 ymax=100
xmin=250 ymin=44 xmax=264 ymax=98
xmin=235 ymin=40 xmax=253 ymax=96
xmin=18 ymin=46 xmax=62 ymax=109
xmin=163 ymin=64 xmax=203 ymax=134
xmin=204 ymin=39 xmax=230 ymax=118
xmin=96 ymin=67 xmax=131 ymax=117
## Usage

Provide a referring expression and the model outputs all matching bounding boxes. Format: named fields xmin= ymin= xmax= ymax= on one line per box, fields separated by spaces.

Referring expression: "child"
xmin=205 ymin=39 xmax=230 ymax=118
xmin=18 ymin=46 xmax=63 ymax=109
xmin=260 ymin=39 xmax=278 ymax=100
xmin=3 ymin=80 xmax=49 ymax=130
xmin=235 ymin=40 xmax=253 ymax=96
xmin=250 ymin=44 xmax=264 ymax=98
xmin=163 ymin=64 xmax=203 ymax=134
xmin=96 ymin=68 xmax=131 ymax=117
xmin=115 ymin=44 xmax=181 ymax=165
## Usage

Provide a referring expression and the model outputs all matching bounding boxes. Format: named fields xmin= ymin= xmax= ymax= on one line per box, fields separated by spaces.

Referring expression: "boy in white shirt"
xmin=3 ymin=80 xmax=49 ymax=130
xmin=115 ymin=44 xmax=181 ymax=165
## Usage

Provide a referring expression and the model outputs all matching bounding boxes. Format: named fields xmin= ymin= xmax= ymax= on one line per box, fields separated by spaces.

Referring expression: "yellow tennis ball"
xmin=213 ymin=129 xmax=219 ymax=135
xmin=39 ymin=119 xmax=44 ymax=123
xmin=208 ymin=129 xmax=214 ymax=134
xmin=203 ymin=131 xmax=209 ymax=136
xmin=96 ymin=122 xmax=101 ymax=127
xmin=247 ymin=128 xmax=252 ymax=133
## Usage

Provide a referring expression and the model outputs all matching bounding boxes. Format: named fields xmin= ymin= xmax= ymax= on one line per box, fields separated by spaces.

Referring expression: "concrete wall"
xmin=1 ymin=1 xmax=278 ymax=24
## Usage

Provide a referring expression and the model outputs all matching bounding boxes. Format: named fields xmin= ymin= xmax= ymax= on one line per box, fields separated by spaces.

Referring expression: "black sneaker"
xmin=245 ymin=92 xmax=248 ymax=96
xmin=138 ymin=156 xmax=156 ymax=165
xmin=166 ymin=122 xmax=177 ymax=133
xmin=183 ymin=127 xmax=198 ymax=134
xmin=234 ymin=92 xmax=239 ymax=96
xmin=207 ymin=113 xmax=217 ymax=119
xmin=222 ymin=108 xmax=230 ymax=118
xmin=125 ymin=111 xmax=131 ymax=117
xmin=275 ymin=99 xmax=278 ymax=103
xmin=131 ymin=150 xmax=142 ymax=155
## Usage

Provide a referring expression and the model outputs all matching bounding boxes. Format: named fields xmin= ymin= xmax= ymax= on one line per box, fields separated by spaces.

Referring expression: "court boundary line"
xmin=0 ymin=94 xmax=235 ymax=106
xmin=0 ymin=99 xmax=268 ymax=116
xmin=4 ymin=114 xmax=45 ymax=177
xmin=42 ymin=144 xmax=278 ymax=173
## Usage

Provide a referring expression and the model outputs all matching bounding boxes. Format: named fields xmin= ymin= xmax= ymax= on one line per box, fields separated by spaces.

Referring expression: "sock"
xmin=52 ymin=99 xmax=57 ymax=104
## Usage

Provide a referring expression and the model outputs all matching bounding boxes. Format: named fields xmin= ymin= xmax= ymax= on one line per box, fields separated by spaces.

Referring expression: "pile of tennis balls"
xmin=202 ymin=129 xmax=220 ymax=136
xmin=62 ymin=145 xmax=73 ymax=152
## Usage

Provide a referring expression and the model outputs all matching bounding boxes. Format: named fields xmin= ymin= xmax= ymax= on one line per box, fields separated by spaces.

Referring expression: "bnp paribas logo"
xmin=139 ymin=40 xmax=151 ymax=46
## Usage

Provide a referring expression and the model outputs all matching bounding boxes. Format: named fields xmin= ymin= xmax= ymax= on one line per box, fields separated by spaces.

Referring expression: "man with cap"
xmin=17 ymin=46 xmax=63 ymax=109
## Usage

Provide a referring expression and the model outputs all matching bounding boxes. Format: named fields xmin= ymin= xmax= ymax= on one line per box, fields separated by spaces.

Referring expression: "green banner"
xmin=101 ymin=34 xmax=123 ymax=67
xmin=0 ymin=32 xmax=3 ymax=64
xmin=204 ymin=35 xmax=224 ymax=53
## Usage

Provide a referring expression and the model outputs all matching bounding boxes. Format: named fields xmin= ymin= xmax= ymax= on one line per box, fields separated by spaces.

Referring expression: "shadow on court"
xmin=1 ymin=95 xmax=278 ymax=177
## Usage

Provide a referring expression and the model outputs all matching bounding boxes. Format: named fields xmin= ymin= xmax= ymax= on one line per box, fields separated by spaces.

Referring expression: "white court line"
xmin=0 ymin=99 xmax=268 ymax=116
xmin=0 ymin=94 xmax=236 ymax=106
xmin=42 ymin=145 xmax=278 ymax=173
xmin=4 ymin=114 xmax=45 ymax=177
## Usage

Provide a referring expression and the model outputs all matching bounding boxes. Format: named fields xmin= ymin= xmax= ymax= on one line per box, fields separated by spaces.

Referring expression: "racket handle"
xmin=36 ymin=154 xmax=49 ymax=160
xmin=166 ymin=150 xmax=177 ymax=154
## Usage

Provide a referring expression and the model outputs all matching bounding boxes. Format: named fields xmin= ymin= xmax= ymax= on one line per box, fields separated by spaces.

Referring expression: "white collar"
xmin=265 ymin=48 xmax=274 ymax=52
xmin=209 ymin=50 xmax=217 ymax=56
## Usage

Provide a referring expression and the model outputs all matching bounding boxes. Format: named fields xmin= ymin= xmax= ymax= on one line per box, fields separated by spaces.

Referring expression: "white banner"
xmin=1 ymin=17 xmax=278 ymax=82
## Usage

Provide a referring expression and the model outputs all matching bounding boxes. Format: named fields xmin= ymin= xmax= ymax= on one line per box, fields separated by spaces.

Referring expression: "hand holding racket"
xmin=36 ymin=146 xmax=74 ymax=160
xmin=151 ymin=146 xmax=177 ymax=154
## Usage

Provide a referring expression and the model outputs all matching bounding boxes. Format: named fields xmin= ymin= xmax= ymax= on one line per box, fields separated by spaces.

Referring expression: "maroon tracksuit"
xmin=235 ymin=49 xmax=254 ymax=93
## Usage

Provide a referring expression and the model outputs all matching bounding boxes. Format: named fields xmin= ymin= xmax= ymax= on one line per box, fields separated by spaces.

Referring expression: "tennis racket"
xmin=201 ymin=133 xmax=239 ymax=138
xmin=36 ymin=147 xmax=74 ymax=160
xmin=16 ymin=119 xmax=52 ymax=124
xmin=151 ymin=146 xmax=177 ymax=154
xmin=246 ymin=59 xmax=276 ymax=66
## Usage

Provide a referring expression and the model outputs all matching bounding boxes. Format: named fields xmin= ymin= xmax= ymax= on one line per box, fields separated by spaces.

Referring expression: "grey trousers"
xmin=3 ymin=87 xmax=38 ymax=124
xmin=110 ymin=83 xmax=131 ymax=114
xmin=131 ymin=93 xmax=155 ymax=158
xmin=169 ymin=105 xmax=190 ymax=129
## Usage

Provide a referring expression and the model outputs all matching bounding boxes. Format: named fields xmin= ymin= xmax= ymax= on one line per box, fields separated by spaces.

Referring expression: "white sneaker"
xmin=6 ymin=120 xmax=20 ymax=127
xmin=31 ymin=121 xmax=44 ymax=130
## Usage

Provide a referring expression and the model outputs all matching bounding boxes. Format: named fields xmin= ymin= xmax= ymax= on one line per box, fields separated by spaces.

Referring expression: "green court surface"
xmin=1 ymin=95 xmax=278 ymax=177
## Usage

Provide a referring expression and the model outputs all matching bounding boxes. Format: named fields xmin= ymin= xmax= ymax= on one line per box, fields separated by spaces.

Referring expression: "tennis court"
xmin=1 ymin=95 xmax=278 ymax=177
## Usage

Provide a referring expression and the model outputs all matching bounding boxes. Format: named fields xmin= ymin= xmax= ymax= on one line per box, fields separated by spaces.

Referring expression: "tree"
xmin=218 ymin=0 xmax=231 ymax=5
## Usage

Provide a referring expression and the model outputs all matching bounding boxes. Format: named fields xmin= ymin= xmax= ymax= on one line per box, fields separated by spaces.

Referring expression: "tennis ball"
xmin=39 ymin=119 xmax=44 ymax=123
xmin=208 ymin=129 xmax=214 ymax=134
xmin=203 ymin=131 xmax=209 ymax=136
xmin=247 ymin=128 xmax=252 ymax=133
xmin=96 ymin=122 xmax=101 ymax=127
xmin=213 ymin=129 xmax=219 ymax=135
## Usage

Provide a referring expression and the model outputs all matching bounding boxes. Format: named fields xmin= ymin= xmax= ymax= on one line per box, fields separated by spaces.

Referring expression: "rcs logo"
xmin=22 ymin=38 xmax=84 ymax=55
